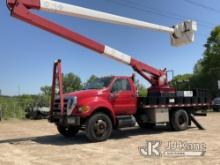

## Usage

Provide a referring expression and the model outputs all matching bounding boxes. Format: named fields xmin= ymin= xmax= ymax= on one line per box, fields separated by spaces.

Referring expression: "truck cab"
xmin=50 ymin=75 xmax=138 ymax=142
xmin=67 ymin=76 xmax=137 ymax=117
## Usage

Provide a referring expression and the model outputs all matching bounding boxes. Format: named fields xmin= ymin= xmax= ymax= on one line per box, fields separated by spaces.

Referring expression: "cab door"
xmin=110 ymin=78 xmax=137 ymax=115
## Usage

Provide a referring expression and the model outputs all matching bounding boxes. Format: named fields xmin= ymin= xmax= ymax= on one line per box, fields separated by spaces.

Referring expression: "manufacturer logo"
xmin=139 ymin=140 xmax=206 ymax=157
xmin=139 ymin=141 xmax=161 ymax=157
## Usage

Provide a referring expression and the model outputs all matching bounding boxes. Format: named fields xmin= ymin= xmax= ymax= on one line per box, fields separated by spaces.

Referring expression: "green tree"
xmin=63 ymin=73 xmax=82 ymax=93
xmin=193 ymin=59 xmax=203 ymax=74
xmin=86 ymin=75 xmax=98 ymax=84
xmin=202 ymin=26 xmax=220 ymax=72
xmin=40 ymin=85 xmax=51 ymax=96
xmin=170 ymin=74 xmax=192 ymax=91
xmin=135 ymin=80 xmax=147 ymax=97
xmin=40 ymin=72 xmax=83 ymax=95
xmin=191 ymin=26 xmax=220 ymax=97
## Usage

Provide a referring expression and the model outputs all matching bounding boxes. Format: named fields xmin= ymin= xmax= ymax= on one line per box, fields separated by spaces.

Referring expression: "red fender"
xmin=75 ymin=97 xmax=116 ymax=125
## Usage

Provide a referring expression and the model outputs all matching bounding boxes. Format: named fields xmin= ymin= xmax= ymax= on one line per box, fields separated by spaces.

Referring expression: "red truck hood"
xmin=65 ymin=89 xmax=106 ymax=99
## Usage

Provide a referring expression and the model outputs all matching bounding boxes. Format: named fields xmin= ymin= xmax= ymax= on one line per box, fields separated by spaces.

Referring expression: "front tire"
xmin=57 ymin=125 xmax=79 ymax=137
xmin=171 ymin=109 xmax=189 ymax=131
xmin=85 ymin=113 xmax=112 ymax=142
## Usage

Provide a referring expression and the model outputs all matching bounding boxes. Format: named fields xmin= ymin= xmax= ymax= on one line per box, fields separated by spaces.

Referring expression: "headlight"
xmin=67 ymin=96 xmax=77 ymax=116
xmin=78 ymin=106 xmax=90 ymax=113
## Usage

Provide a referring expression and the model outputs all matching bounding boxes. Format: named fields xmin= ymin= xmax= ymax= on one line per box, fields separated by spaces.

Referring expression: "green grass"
xmin=0 ymin=96 xmax=26 ymax=120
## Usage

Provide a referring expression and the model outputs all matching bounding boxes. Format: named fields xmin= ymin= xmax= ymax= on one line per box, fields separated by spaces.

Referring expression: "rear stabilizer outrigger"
xmin=191 ymin=114 xmax=205 ymax=130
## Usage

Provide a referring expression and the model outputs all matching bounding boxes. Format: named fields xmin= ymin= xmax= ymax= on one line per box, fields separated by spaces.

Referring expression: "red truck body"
xmin=54 ymin=76 xmax=137 ymax=123
xmin=70 ymin=77 xmax=137 ymax=116
xmin=49 ymin=60 xmax=209 ymax=142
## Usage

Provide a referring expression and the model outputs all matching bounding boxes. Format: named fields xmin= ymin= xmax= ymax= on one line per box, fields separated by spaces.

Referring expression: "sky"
xmin=0 ymin=0 xmax=219 ymax=96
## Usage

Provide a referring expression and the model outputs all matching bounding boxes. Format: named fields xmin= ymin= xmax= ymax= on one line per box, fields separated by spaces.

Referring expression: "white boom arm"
xmin=39 ymin=0 xmax=197 ymax=47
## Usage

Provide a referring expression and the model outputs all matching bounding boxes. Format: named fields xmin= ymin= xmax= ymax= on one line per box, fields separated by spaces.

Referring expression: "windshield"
xmin=84 ymin=77 xmax=113 ymax=90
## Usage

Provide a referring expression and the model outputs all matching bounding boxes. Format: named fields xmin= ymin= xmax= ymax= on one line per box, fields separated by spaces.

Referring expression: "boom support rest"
xmin=50 ymin=59 xmax=64 ymax=118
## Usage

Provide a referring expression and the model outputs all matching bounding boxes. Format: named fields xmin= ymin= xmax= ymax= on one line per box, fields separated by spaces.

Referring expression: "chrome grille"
xmin=53 ymin=98 xmax=68 ymax=113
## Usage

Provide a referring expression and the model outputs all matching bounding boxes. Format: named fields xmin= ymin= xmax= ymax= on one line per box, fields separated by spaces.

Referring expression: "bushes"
xmin=0 ymin=95 xmax=50 ymax=120
xmin=0 ymin=103 xmax=25 ymax=120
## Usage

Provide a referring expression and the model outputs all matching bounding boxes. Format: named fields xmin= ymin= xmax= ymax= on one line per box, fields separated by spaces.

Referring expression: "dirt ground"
xmin=0 ymin=113 xmax=220 ymax=165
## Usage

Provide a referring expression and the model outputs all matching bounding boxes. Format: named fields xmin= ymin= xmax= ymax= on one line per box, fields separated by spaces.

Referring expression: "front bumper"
xmin=49 ymin=114 xmax=80 ymax=126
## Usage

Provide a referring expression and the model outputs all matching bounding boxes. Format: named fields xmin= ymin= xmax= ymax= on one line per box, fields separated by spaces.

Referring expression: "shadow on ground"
xmin=0 ymin=126 xmax=196 ymax=146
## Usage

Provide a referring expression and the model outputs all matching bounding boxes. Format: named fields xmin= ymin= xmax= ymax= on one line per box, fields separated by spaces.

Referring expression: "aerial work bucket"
xmin=171 ymin=20 xmax=197 ymax=47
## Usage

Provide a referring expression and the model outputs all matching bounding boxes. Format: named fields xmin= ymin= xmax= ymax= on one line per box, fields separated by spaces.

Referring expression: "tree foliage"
xmin=135 ymin=80 xmax=148 ymax=97
xmin=63 ymin=73 xmax=82 ymax=93
xmin=170 ymin=74 xmax=192 ymax=91
xmin=202 ymin=26 xmax=220 ymax=72
xmin=40 ymin=85 xmax=51 ymax=96
xmin=40 ymin=72 xmax=83 ymax=96
xmin=0 ymin=94 xmax=51 ymax=120
xmin=86 ymin=75 xmax=98 ymax=84
xmin=171 ymin=25 xmax=220 ymax=97
xmin=192 ymin=26 xmax=220 ymax=97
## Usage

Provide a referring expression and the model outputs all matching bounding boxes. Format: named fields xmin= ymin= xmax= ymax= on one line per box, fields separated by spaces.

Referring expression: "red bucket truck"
xmin=7 ymin=0 xmax=209 ymax=142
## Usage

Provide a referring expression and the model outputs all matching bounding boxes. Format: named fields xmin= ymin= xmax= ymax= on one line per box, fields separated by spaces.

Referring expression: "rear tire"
xmin=85 ymin=113 xmax=112 ymax=142
xmin=171 ymin=109 xmax=189 ymax=131
xmin=57 ymin=125 xmax=79 ymax=137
